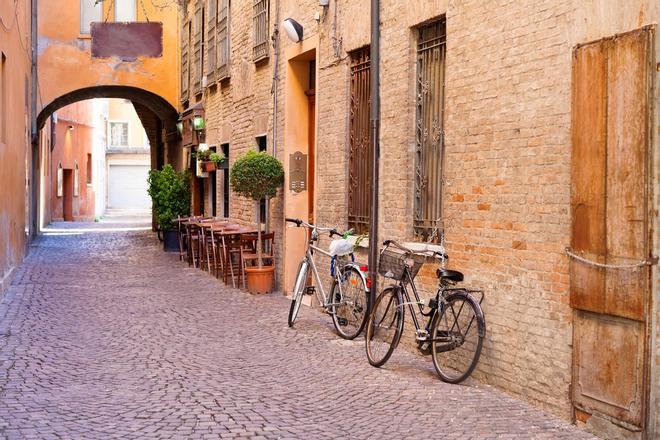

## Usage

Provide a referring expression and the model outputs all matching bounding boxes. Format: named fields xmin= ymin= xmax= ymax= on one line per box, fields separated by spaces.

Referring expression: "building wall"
xmin=0 ymin=0 xmax=33 ymax=297
xmin=108 ymin=99 xmax=149 ymax=149
xmin=182 ymin=0 xmax=659 ymax=436
xmin=37 ymin=0 xmax=179 ymax=116
xmin=49 ymin=101 xmax=97 ymax=222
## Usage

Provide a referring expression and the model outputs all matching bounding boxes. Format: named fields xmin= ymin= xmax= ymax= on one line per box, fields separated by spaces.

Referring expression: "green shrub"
xmin=147 ymin=164 xmax=191 ymax=231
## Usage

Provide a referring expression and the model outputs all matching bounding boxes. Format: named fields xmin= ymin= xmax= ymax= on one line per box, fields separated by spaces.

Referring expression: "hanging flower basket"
xmin=201 ymin=161 xmax=217 ymax=172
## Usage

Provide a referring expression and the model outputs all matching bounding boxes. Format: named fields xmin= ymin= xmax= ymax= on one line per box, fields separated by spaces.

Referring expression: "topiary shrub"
xmin=147 ymin=164 xmax=191 ymax=231
xmin=230 ymin=150 xmax=284 ymax=267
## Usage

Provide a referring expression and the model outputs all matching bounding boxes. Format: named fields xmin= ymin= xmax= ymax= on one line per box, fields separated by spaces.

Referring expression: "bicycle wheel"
xmin=331 ymin=266 xmax=368 ymax=340
xmin=365 ymin=287 xmax=404 ymax=367
xmin=430 ymin=292 xmax=485 ymax=383
xmin=287 ymin=259 xmax=309 ymax=327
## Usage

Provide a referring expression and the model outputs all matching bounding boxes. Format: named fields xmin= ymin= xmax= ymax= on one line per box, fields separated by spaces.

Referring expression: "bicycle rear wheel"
xmin=287 ymin=259 xmax=309 ymax=327
xmin=430 ymin=292 xmax=485 ymax=383
xmin=365 ymin=287 xmax=403 ymax=367
xmin=331 ymin=266 xmax=368 ymax=340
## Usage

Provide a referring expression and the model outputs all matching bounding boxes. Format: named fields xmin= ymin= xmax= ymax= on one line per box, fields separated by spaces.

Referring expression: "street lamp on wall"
xmin=282 ymin=18 xmax=303 ymax=43
xmin=192 ymin=116 xmax=206 ymax=131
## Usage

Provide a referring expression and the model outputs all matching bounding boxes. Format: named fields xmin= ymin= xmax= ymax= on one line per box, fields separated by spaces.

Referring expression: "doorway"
xmin=62 ymin=169 xmax=73 ymax=221
xmin=283 ymin=38 xmax=318 ymax=295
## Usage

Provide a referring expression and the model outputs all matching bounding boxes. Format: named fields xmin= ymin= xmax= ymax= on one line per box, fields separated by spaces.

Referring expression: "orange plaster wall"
xmin=49 ymin=101 xmax=96 ymax=222
xmin=37 ymin=0 xmax=179 ymax=114
xmin=0 ymin=0 xmax=32 ymax=295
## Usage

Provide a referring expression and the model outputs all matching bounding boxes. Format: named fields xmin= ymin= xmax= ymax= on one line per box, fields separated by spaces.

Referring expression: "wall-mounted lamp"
xmin=67 ymin=125 xmax=74 ymax=131
xmin=283 ymin=18 xmax=303 ymax=43
xmin=176 ymin=121 xmax=184 ymax=135
xmin=319 ymin=0 xmax=329 ymax=6
xmin=192 ymin=115 xmax=206 ymax=131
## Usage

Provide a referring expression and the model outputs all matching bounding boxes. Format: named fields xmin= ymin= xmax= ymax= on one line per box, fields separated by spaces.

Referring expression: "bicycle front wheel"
xmin=365 ymin=287 xmax=403 ymax=367
xmin=288 ymin=259 xmax=309 ymax=327
xmin=331 ymin=266 xmax=368 ymax=340
xmin=430 ymin=292 xmax=485 ymax=383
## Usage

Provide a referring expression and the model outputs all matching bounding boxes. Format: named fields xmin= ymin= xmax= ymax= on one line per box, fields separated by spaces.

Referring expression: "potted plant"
xmin=147 ymin=164 xmax=191 ymax=252
xmin=230 ymin=150 xmax=284 ymax=293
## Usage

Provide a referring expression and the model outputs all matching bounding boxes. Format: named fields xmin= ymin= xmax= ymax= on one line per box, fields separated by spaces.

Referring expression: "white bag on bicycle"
xmin=329 ymin=239 xmax=353 ymax=256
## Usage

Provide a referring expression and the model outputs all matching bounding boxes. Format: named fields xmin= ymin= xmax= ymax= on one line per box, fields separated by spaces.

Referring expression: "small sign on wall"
xmin=289 ymin=151 xmax=307 ymax=193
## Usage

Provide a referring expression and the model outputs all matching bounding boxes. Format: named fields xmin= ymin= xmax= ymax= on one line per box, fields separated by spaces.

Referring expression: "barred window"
xmin=347 ymin=47 xmax=371 ymax=234
xmin=414 ymin=19 xmax=446 ymax=242
xmin=216 ymin=0 xmax=230 ymax=81
xmin=110 ymin=122 xmax=129 ymax=146
xmin=252 ymin=0 xmax=269 ymax=62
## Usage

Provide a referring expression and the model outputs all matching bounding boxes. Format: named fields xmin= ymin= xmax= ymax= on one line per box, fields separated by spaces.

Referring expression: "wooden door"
xmin=63 ymin=169 xmax=73 ymax=222
xmin=570 ymin=28 xmax=653 ymax=430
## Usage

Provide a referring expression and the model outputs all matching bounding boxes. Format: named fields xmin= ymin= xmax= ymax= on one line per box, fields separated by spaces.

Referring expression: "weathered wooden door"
xmin=570 ymin=27 xmax=654 ymax=432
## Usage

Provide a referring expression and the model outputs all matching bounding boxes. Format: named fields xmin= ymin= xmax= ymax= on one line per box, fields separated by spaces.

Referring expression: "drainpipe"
xmin=30 ymin=0 xmax=38 ymax=237
xmin=367 ymin=0 xmax=380 ymax=312
xmin=268 ymin=0 xmax=280 ymax=287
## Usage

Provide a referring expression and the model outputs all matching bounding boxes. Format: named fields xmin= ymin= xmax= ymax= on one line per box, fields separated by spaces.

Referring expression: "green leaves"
xmin=147 ymin=164 xmax=191 ymax=231
xmin=230 ymin=150 xmax=284 ymax=201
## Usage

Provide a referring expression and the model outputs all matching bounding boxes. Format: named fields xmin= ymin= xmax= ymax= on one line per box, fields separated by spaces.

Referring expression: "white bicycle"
xmin=285 ymin=218 xmax=370 ymax=340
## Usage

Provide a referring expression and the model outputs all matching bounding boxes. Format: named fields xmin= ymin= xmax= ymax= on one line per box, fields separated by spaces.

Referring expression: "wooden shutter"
xmin=206 ymin=0 xmax=217 ymax=85
xmin=252 ymin=0 xmax=269 ymax=62
xmin=348 ymin=47 xmax=371 ymax=234
xmin=216 ymin=0 xmax=229 ymax=80
xmin=181 ymin=19 xmax=190 ymax=103
xmin=192 ymin=0 xmax=203 ymax=94
xmin=570 ymin=28 xmax=652 ymax=321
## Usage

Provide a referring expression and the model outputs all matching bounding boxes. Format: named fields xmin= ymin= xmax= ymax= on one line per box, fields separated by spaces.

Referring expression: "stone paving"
xmin=0 ymin=222 xmax=597 ymax=439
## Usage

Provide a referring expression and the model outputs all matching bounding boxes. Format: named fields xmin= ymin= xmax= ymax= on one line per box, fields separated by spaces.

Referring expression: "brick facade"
xmin=180 ymin=1 xmax=659 ymax=437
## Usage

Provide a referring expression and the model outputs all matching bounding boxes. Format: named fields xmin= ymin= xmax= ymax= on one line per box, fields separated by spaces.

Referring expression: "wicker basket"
xmin=378 ymin=249 xmax=426 ymax=281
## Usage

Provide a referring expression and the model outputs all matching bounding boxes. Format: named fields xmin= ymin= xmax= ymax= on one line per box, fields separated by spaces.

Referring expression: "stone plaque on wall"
xmin=289 ymin=151 xmax=307 ymax=193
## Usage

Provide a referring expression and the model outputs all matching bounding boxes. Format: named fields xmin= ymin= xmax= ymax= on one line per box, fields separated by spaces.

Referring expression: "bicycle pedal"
xmin=305 ymin=286 xmax=315 ymax=295
xmin=418 ymin=342 xmax=432 ymax=356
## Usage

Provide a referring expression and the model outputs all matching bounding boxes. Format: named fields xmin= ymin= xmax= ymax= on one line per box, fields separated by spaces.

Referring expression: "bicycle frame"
xmin=295 ymin=225 xmax=369 ymax=310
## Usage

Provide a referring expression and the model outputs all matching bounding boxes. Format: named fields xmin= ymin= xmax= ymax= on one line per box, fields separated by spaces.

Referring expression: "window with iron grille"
xmin=206 ymin=0 xmax=217 ymax=84
xmin=181 ymin=18 xmax=191 ymax=103
xmin=414 ymin=19 xmax=446 ymax=242
xmin=192 ymin=0 xmax=204 ymax=94
xmin=348 ymin=47 xmax=371 ymax=234
xmin=252 ymin=0 xmax=269 ymax=62
xmin=216 ymin=0 xmax=230 ymax=80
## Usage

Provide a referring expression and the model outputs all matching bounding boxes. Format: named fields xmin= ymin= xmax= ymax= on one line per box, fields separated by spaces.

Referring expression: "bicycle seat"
xmin=436 ymin=269 xmax=463 ymax=282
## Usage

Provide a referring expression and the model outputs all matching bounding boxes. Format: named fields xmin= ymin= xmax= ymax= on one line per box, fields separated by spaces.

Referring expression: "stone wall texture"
xmin=182 ymin=0 xmax=659 ymax=437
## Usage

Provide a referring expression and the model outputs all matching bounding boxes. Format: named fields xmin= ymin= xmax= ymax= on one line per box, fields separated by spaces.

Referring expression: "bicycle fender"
xmin=342 ymin=262 xmax=370 ymax=292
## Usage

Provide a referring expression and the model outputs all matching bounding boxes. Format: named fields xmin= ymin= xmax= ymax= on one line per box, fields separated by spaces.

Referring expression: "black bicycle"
xmin=365 ymin=240 xmax=486 ymax=383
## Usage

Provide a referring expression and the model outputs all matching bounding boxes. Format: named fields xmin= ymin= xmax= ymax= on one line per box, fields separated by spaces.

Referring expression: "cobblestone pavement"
xmin=0 ymin=223 xmax=597 ymax=439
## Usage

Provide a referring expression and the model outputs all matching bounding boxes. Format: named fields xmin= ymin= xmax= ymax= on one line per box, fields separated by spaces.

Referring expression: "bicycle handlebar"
xmin=285 ymin=218 xmax=352 ymax=238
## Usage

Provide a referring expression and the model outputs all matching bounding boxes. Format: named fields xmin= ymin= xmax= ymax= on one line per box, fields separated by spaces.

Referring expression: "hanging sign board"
xmin=91 ymin=22 xmax=163 ymax=61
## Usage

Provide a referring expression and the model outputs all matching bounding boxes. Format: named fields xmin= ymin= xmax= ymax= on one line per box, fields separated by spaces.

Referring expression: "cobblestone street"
xmin=0 ymin=223 xmax=596 ymax=439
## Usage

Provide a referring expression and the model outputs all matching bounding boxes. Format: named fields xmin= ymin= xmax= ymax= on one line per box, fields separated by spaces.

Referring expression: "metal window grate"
xmin=348 ymin=47 xmax=371 ymax=234
xmin=253 ymin=0 xmax=269 ymax=62
xmin=414 ymin=19 xmax=446 ymax=242
xmin=216 ymin=0 xmax=230 ymax=81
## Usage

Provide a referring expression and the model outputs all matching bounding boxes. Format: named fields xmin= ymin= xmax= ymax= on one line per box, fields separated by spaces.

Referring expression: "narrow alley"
xmin=0 ymin=225 xmax=594 ymax=439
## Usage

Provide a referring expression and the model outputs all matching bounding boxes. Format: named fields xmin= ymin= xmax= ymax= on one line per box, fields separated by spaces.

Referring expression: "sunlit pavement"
xmin=0 ymin=224 xmax=596 ymax=439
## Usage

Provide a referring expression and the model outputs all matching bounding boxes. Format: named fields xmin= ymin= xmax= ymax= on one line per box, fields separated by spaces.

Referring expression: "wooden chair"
xmin=222 ymin=232 xmax=244 ymax=288
xmin=240 ymin=232 xmax=274 ymax=289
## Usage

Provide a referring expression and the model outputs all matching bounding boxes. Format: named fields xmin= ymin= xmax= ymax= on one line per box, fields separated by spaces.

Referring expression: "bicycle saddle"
xmin=436 ymin=269 xmax=464 ymax=282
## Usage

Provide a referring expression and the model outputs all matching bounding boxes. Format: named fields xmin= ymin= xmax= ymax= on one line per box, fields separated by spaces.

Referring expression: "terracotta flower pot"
xmin=245 ymin=265 xmax=275 ymax=294
xmin=201 ymin=161 xmax=217 ymax=172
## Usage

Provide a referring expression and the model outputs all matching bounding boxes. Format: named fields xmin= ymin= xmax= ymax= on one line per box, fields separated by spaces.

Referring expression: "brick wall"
xmin=180 ymin=0 xmax=660 ymax=435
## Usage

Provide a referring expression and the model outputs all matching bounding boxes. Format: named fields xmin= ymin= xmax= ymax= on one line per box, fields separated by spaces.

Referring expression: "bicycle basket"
xmin=378 ymin=249 xmax=426 ymax=281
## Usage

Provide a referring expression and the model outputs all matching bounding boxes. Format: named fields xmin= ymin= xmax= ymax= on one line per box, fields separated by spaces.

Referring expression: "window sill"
xmin=78 ymin=34 xmax=92 ymax=40
xmin=345 ymin=236 xmax=445 ymax=253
